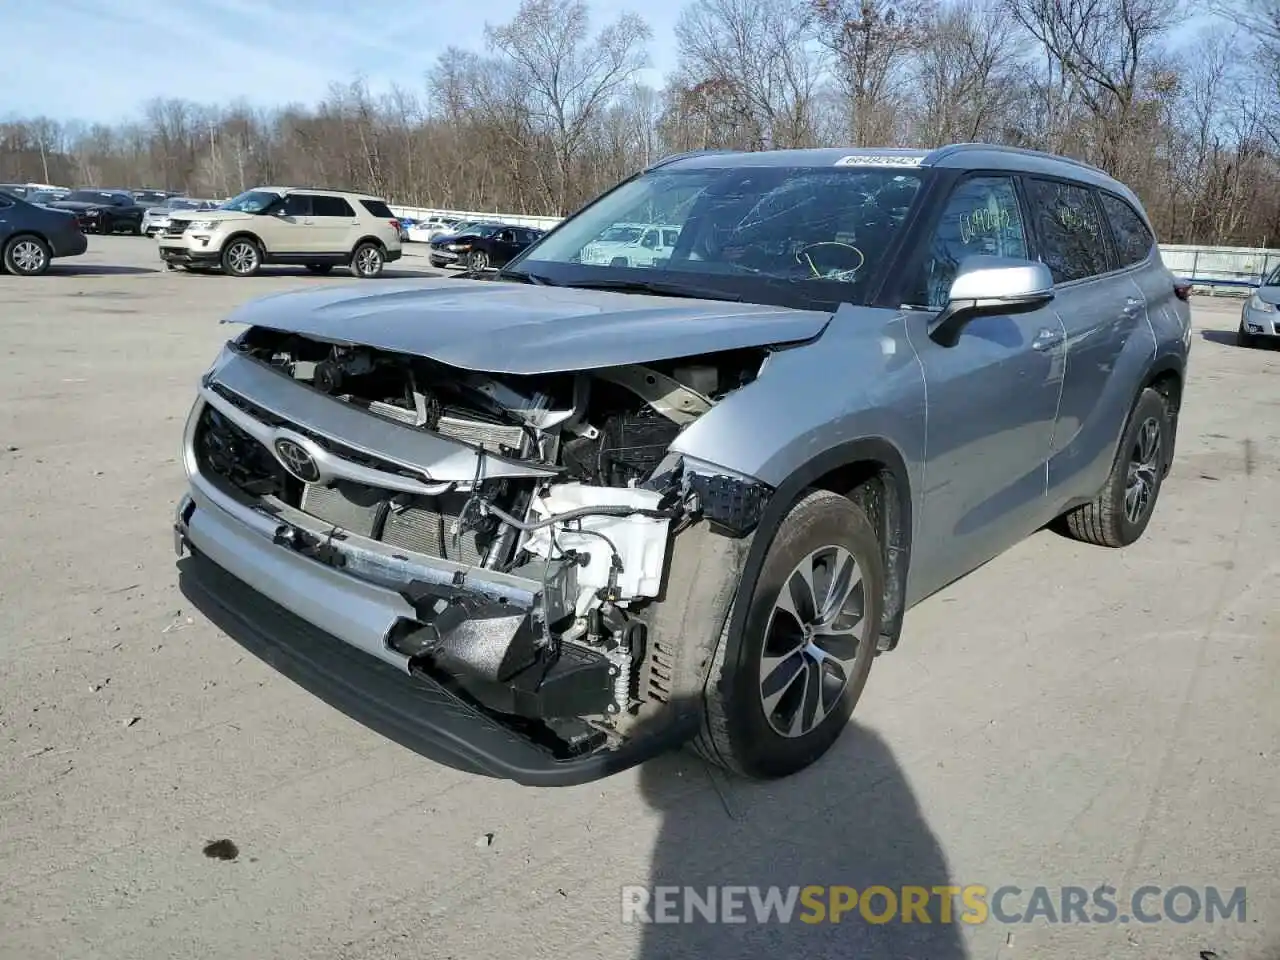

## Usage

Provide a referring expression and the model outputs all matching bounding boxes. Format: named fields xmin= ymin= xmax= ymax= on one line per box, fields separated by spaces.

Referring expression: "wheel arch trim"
xmin=714 ymin=435 xmax=915 ymax=698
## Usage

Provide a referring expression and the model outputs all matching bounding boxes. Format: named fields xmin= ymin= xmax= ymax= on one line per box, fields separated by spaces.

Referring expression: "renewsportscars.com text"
xmin=620 ymin=884 xmax=1247 ymax=925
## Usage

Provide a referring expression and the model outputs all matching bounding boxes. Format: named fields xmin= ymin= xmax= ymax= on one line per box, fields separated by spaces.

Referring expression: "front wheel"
xmin=467 ymin=249 xmax=489 ymax=272
xmin=1058 ymin=387 xmax=1170 ymax=547
xmin=130 ymin=221 xmax=142 ymax=236
xmin=694 ymin=489 xmax=883 ymax=779
xmin=1237 ymin=319 xmax=1258 ymax=348
xmin=351 ymin=242 xmax=385 ymax=278
xmin=220 ymin=237 xmax=262 ymax=277
xmin=3 ymin=235 xmax=52 ymax=276
xmin=99 ymin=216 xmax=113 ymax=235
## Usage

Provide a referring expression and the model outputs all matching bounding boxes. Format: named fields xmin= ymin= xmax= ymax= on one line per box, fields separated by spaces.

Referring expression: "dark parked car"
xmin=428 ymin=222 xmax=542 ymax=271
xmin=47 ymin=190 xmax=146 ymax=235
xmin=0 ymin=190 xmax=88 ymax=275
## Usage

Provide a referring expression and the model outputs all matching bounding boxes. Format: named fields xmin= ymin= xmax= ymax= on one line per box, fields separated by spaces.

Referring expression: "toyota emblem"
xmin=273 ymin=438 xmax=321 ymax=483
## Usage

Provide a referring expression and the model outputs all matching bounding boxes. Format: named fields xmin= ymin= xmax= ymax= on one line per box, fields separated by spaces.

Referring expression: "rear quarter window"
xmin=1098 ymin=193 xmax=1155 ymax=267
xmin=1026 ymin=179 xmax=1110 ymax=283
xmin=359 ymin=199 xmax=394 ymax=218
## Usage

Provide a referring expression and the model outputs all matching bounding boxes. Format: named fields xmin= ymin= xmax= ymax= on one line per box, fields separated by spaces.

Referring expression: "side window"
xmin=1026 ymin=179 xmax=1108 ymax=282
xmin=313 ymin=195 xmax=355 ymax=217
xmin=282 ymin=194 xmax=311 ymax=217
xmin=911 ymin=175 xmax=1029 ymax=309
xmin=359 ymin=198 xmax=393 ymax=218
xmin=1098 ymin=193 xmax=1154 ymax=267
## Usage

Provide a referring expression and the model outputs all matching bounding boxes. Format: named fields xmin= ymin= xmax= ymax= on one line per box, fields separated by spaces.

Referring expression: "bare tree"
xmin=912 ymin=0 xmax=1023 ymax=146
xmin=673 ymin=0 xmax=823 ymax=150
xmin=1004 ymin=0 xmax=1181 ymax=175
xmin=486 ymin=0 xmax=651 ymax=213
xmin=811 ymin=0 xmax=934 ymax=145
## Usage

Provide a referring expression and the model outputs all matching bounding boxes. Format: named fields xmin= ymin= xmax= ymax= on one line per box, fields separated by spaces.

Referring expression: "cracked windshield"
xmin=522 ymin=165 xmax=924 ymax=297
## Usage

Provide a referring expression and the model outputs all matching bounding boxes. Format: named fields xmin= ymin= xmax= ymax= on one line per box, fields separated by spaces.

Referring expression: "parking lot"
xmin=1 ymin=234 xmax=1277 ymax=960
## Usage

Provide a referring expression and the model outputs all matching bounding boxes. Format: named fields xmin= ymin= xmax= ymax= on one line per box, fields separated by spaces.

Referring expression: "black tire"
xmin=690 ymin=489 xmax=884 ymax=779
xmin=305 ymin=263 xmax=334 ymax=275
xmin=3 ymin=234 xmax=52 ymax=276
xmin=100 ymin=215 xmax=113 ymax=235
xmin=468 ymin=248 xmax=490 ymax=271
xmin=350 ymin=241 xmax=385 ymax=278
xmin=1058 ymin=387 xmax=1170 ymax=548
xmin=220 ymin=237 xmax=262 ymax=277
xmin=1237 ymin=319 xmax=1258 ymax=348
xmin=130 ymin=221 xmax=142 ymax=236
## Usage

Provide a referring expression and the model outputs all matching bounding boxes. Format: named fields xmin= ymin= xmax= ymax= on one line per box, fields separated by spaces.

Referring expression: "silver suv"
xmin=174 ymin=144 xmax=1190 ymax=784
xmin=158 ymin=186 xmax=403 ymax=278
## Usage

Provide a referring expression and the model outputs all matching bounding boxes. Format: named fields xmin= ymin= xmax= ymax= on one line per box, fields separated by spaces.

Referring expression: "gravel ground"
xmin=1 ymin=236 xmax=1277 ymax=960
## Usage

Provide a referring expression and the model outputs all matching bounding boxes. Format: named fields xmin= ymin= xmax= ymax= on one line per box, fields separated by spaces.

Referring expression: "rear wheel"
xmin=351 ymin=242 xmax=385 ymax=278
xmin=691 ymin=489 xmax=883 ymax=779
xmin=1058 ymin=387 xmax=1170 ymax=547
xmin=3 ymin=235 xmax=52 ymax=276
xmin=220 ymin=237 xmax=262 ymax=277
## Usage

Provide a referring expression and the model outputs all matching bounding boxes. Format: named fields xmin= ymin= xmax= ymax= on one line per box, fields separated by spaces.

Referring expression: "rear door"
xmin=310 ymin=194 xmax=359 ymax=254
xmin=903 ymin=172 xmax=1066 ymax=596
xmin=1022 ymin=178 xmax=1144 ymax=485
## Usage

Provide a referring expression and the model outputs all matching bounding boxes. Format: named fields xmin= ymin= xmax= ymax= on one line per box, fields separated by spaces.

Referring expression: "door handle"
xmin=1032 ymin=327 xmax=1063 ymax=351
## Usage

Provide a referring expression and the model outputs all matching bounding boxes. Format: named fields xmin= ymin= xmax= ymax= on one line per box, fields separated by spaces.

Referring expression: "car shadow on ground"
xmin=176 ymin=555 xmax=965 ymax=957
xmin=170 ymin=267 xmax=441 ymax=280
xmin=42 ymin=264 xmax=161 ymax=276
xmin=634 ymin=724 xmax=967 ymax=959
xmin=1201 ymin=329 xmax=1277 ymax=348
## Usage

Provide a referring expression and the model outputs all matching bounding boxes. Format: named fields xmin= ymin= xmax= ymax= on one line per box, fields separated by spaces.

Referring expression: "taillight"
xmin=1174 ymin=279 xmax=1192 ymax=301
xmin=390 ymin=220 xmax=401 ymax=232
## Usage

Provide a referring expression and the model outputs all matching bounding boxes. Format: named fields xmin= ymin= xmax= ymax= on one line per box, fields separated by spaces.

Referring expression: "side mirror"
xmin=929 ymin=256 xmax=1055 ymax=348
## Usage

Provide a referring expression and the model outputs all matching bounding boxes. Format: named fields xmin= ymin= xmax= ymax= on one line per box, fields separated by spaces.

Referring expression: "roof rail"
xmin=927 ymin=143 xmax=1111 ymax=177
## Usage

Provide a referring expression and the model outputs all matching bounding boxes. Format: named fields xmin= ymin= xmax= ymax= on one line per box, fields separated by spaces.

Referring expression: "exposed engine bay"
xmin=192 ymin=327 xmax=773 ymax=758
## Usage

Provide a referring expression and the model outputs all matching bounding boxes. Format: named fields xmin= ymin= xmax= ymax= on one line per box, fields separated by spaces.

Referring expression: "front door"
xmin=903 ymin=173 xmax=1066 ymax=601
xmin=263 ymin=192 xmax=318 ymax=255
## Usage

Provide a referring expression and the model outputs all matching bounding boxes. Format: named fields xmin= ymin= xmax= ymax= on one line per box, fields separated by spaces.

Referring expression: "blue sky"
xmin=0 ymin=0 xmax=686 ymax=124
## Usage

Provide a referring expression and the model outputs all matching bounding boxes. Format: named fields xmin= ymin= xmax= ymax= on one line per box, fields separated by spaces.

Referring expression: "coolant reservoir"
xmin=522 ymin=483 xmax=671 ymax=611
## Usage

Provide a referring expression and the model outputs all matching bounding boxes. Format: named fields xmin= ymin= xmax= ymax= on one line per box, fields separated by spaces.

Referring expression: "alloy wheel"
xmin=470 ymin=250 xmax=489 ymax=271
xmin=1125 ymin=416 xmax=1162 ymax=524
xmin=355 ymin=245 xmax=383 ymax=276
xmin=10 ymin=240 xmax=47 ymax=274
xmin=759 ymin=545 xmax=870 ymax=738
xmin=226 ymin=241 xmax=258 ymax=275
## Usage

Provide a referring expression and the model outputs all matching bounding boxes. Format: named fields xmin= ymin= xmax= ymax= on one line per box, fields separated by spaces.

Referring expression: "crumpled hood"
xmin=222 ymin=279 xmax=833 ymax=375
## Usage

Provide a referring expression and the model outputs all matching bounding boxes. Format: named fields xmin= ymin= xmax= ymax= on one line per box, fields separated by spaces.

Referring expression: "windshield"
xmin=1266 ymin=263 xmax=1280 ymax=287
xmin=219 ymin=190 xmax=280 ymax=213
xmin=515 ymin=164 xmax=925 ymax=308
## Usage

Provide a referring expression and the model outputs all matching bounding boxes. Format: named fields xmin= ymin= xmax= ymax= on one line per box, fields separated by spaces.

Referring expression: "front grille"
xmin=196 ymin=394 xmax=518 ymax=565
xmin=165 ymin=219 xmax=189 ymax=236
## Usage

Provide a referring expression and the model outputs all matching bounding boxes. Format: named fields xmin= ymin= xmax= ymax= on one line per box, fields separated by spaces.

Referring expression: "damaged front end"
xmin=175 ymin=326 xmax=773 ymax=783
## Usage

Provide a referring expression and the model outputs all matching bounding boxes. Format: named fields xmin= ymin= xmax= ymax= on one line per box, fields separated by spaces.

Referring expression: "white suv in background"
xmin=157 ymin=186 xmax=403 ymax=278
xmin=580 ymin=223 xmax=681 ymax=267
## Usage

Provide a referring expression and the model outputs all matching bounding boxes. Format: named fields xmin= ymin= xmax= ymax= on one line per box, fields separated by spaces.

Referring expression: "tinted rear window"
xmin=313 ymin=195 xmax=356 ymax=217
xmin=1026 ymin=179 xmax=1109 ymax=283
xmin=1099 ymin=193 xmax=1154 ymax=267
xmin=360 ymin=199 xmax=393 ymax=218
